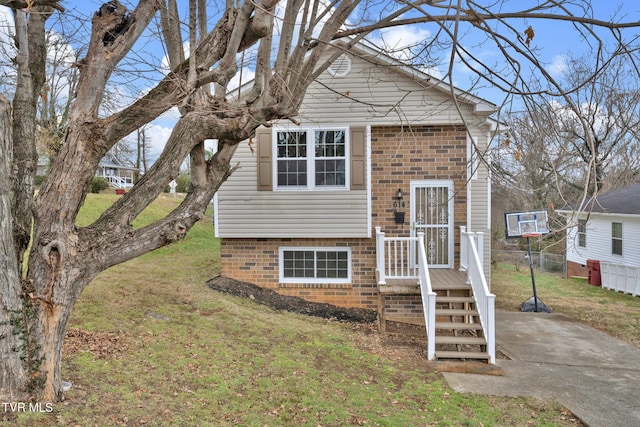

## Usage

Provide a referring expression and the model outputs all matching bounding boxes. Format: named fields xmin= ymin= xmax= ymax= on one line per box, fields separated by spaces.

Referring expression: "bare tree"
xmin=1 ymin=0 xmax=640 ymax=402
xmin=538 ymin=54 xmax=640 ymax=195
xmin=494 ymin=52 xmax=640 ymax=217
xmin=37 ymin=12 xmax=84 ymax=150
xmin=135 ymin=124 xmax=152 ymax=177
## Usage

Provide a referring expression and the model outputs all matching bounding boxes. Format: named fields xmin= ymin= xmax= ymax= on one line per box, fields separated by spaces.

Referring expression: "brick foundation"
xmin=567 ymin=260 xmax=588 ymax=278
xmin=221 ymin=237 xmax=379 ymax=310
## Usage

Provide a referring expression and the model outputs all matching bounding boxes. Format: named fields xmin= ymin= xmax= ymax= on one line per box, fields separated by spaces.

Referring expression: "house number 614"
xmin=392 ymin=201 xmax=406 ymax=209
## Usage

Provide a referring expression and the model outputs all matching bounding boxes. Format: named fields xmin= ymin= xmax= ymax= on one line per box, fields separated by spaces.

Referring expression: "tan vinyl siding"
xmin=217 ymin=140 xmax=368 ymax=238
xmin=298 ymin=54 xmax=483 ymax=126
xmin=466 ymin=127 xmax=492 ymax=278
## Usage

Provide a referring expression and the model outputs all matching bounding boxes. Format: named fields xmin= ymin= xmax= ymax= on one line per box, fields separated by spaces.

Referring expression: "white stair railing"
xmin=375 ymin=227 xmax=417 ymax=281
xmin=375 ymin=227 xmax=437 ymax=360
xmin=416 ymin=232 xmax=437 ymax=360
xmin=375 ymin=227 xmax=387 ymax=285
xmin=100 ymin=174 xmax=134 ymax=189
xmin=460 ymin=229 xmax=495 ymax=364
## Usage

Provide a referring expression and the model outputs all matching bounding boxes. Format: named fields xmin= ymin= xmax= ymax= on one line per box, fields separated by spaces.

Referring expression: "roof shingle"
xmin=585 ymin=183 xmax=640 ymax=215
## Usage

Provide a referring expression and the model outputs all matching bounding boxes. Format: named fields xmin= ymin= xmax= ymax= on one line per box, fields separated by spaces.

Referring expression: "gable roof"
xmin=99 ymin=153 xmax=138 ymax=171
xmin=584 ymin=183 xmax=640 ymax=215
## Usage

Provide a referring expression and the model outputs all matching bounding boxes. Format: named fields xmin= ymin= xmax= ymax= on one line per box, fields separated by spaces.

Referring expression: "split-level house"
xmin=214 ymin=43 xmax=498 ymax=362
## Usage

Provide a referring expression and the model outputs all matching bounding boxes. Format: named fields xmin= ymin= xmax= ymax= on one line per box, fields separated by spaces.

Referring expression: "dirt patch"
xmin=207 ymin=275 xmax=377 ymax=323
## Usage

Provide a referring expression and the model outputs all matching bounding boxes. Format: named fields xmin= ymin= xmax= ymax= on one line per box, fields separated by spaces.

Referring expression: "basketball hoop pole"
xmin=524 ymin=234 xmax=539 ymax=312
xmin=505 ymin=211 xmax=550 ymax=312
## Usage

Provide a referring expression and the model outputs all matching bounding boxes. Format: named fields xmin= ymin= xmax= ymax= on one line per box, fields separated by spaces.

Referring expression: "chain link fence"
xmin=492 ymin=250 xmax=566 ymax=275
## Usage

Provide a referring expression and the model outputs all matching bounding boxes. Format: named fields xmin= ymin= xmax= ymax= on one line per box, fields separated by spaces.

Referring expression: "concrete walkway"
xmin=442 ymin=311 xmax=640 ymax=427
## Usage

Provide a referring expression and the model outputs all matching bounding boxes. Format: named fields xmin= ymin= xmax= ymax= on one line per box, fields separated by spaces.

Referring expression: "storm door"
xmin=411 ymin=181 xmax=454 ymax=268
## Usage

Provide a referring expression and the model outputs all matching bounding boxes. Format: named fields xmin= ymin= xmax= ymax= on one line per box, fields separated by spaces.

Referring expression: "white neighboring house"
xmin=559 ymin=183 xmax=640 ymax=295
xmin=95 ymin=152 xmax=138 ymax=189
xmin=38 ymin=151 xmax=138 ymax=190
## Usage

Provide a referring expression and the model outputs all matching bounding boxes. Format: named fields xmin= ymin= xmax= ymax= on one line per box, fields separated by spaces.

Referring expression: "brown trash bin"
xmin=587 ymin=259 xmax=601 ymax=286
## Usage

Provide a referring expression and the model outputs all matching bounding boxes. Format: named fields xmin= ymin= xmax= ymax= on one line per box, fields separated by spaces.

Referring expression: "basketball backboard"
xmin=504 ymin=210 xmax=549 ymax=238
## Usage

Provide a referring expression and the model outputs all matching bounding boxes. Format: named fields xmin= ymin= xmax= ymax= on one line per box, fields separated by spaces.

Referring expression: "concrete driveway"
xmin=442 ymin=311 xmax=640 ymax=427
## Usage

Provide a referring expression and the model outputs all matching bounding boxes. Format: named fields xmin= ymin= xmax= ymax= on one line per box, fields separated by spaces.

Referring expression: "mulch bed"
xmin=206 ymin=275 xmax=377 ymax=323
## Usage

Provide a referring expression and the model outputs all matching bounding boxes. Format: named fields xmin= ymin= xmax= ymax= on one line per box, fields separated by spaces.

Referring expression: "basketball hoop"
xmin=521 ymin=232 xmax=542 ymax=238
xmin=504 ymin=210 xmax=549 ymax=239
xmin=504 ymin=211 xmax=551 ymax=313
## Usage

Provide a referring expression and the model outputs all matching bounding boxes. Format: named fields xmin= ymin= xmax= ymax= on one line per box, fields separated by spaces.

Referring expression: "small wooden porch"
xmin=378 ymin=269 xmax=469 ymax=327
xmin=375 ymin=227 xmax=496 ymax=363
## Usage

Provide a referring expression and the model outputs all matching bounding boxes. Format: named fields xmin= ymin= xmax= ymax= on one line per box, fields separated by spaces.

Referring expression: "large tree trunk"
xmin=2 ymin=5 xmax=54 ymax=402
xmin=11 ymin=6 xmax=51 ymax=270
xmin=0 ymin=96 xmax=30 ymax=401
xmin=0 ymin=0 xmax=363 ymax=403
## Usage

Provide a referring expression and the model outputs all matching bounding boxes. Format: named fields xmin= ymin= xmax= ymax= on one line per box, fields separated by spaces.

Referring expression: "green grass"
xmin=3 ymin=195 xmax=581 ymax=426
xmin=492 ymin=263 xmax=640 ymax=349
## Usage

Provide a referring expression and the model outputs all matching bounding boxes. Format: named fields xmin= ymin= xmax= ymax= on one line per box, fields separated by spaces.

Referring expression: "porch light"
xmin=396 ymin=188 xmax=403 ymax=200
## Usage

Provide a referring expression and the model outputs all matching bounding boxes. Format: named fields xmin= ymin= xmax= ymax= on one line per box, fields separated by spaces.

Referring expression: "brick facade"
xmin=370 ymin=125 xmax=468 ymax=264
xmin=221 ymin=238 xmax=379 ymax=309
xmin=220 ymin=125 xmax=468 ymax=316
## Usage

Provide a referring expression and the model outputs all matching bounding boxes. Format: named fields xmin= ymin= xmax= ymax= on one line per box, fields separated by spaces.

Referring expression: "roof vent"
xmin=327 ymin=54 xmax=351 ymax=78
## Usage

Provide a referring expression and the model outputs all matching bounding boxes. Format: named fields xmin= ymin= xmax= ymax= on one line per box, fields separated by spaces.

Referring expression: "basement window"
xmin=279 ymin=247 xmax=351 ymax=284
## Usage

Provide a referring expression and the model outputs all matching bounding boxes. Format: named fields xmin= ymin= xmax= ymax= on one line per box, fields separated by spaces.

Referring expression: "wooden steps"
xmin=432 ymin=282 xmax=471 ymax=291
xmin=436 ymin=296 xmax=475 ymax=304
xmin=435 ymin=350 xmax=491 ymax=361
xmin=433 ymin=282 xmax=489 ymax=362
xmin=377 ymin=268 xmax=491 ymax=363
xmin=436 ymin=308 xmax=478 ymax=317
xmin=435 ymin=336 xmax=486 ymax=345
xmin=435 ymin=322 xmax=483 ymax=331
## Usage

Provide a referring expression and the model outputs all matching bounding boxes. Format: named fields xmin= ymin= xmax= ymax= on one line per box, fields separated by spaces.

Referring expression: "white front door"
xmin=411 ymin=180 xmax=454 ymax=268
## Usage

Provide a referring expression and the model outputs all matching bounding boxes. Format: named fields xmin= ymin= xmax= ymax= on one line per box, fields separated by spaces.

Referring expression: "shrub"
xmin=90 ymin=177 xmax=110 ymax=194
xmin=175 ymin=174 xmax=192 ymax=193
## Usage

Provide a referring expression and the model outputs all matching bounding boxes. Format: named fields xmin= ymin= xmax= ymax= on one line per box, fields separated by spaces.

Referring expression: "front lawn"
xmin=3 ymin=195 xmax=584 ymax=426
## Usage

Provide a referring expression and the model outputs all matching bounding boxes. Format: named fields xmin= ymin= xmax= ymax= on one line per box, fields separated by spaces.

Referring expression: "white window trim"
xmin=272 ymin=126 xmax=350 ymax=191
xmin=612 ymin=221 xmax=623 ymax=256
xmin=279 ymin=247 xmax=352 ymax=284
xmin=577 ymin=219 xmax=587 ymax=248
